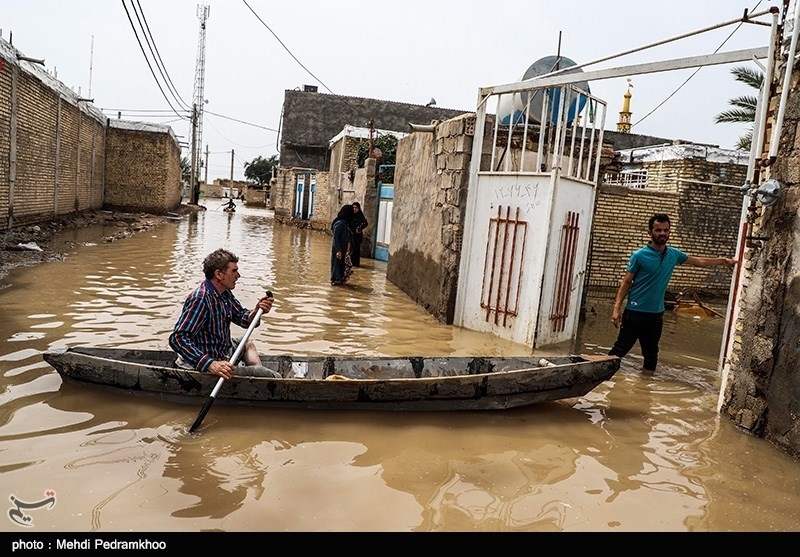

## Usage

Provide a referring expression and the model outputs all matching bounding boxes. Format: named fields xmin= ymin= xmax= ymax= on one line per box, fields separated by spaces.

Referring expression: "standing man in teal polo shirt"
xmin=609 ymin=213 xmax=737 ymax=374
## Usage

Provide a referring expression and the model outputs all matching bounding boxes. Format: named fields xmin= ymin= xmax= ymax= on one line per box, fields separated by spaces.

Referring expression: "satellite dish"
xmin=497 ymin=55 xmax=591 ymax=126
xmin=426 ymin=97 xmax=437 ymax=107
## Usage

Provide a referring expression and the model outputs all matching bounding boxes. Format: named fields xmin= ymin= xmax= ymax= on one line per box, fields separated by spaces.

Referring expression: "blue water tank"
xmin=497 ymin=56 xmax=591 ymax=126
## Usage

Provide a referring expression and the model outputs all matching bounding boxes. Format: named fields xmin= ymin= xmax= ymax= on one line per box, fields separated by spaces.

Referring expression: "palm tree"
xmin=180 ymin=156 xmax=192 ymax=184
xmin=715 ymin=66 xmax=763 ymax=151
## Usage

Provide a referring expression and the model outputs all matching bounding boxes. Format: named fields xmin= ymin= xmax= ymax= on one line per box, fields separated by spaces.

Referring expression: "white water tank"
xmin=497 ymin=55 xmax=591 ymax=126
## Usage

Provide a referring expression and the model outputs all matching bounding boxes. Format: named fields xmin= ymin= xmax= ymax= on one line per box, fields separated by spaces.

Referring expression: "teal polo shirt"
xmin=625 ymin=243 xmax=688 ymax=313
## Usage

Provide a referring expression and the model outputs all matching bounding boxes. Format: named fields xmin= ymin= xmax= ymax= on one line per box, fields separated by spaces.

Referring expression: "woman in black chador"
xmin=349 ymin=201 xmax=368 ymax=267
xmin=330 ymin=204 xmax=354 ymax=285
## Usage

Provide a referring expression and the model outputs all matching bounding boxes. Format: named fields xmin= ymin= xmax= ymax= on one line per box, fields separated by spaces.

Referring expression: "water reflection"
xmin=1 ymin=201 xmax=799 ymax=532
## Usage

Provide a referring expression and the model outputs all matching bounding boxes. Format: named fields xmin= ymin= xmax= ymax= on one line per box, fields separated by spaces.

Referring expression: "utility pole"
xmin=230 ymin=149 xmax=234 ymax=184
xmin=88 ymin=35 xmax=94 ymax=98
xmin=204 ymin=144 xmax=209 ymax=185
xmin=368 ymin=118 xmax=374 ymax=157
xmin=190 ymin=104 xmax=198 ymax=203
xmin=191 ymin=3 xmax=210 ymax=204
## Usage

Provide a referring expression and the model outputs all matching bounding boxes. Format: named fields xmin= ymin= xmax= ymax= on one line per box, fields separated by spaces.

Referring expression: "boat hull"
xmin=43 ymin=347 xmax=620 ymax=411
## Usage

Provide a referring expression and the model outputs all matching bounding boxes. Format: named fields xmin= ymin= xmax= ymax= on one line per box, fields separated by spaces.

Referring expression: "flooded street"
xmin=1 ymin=201 xmax=799 ymax=532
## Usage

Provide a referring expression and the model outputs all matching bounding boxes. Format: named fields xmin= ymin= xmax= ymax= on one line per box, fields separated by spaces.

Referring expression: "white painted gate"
xmin=374 ymin=181 xmax=393 ymax=262
xmin=454 ymin=82 xmax=607 ymax=348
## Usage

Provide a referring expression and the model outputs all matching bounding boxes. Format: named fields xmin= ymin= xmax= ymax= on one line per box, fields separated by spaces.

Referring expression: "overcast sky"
xmin=2 ymin=0 xmax=780 ymax=181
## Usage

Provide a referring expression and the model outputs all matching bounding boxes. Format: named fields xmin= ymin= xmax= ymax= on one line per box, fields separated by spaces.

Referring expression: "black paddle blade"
xmin=189 ymin=396 xmax=216 ymax=433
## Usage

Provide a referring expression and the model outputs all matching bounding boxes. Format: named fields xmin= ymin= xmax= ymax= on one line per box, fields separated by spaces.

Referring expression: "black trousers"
xmin=608 ymin=309 xmax=664 ymax=371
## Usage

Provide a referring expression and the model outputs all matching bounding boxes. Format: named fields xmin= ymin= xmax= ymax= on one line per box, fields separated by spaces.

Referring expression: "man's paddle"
xmin=189 ymin=290 xmax=272 ymax=433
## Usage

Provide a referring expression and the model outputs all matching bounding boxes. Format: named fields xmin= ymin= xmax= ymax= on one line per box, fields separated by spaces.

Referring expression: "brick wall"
xmin=0 ymin=48 xmax=108 ymax=228
xmin=384 ymin=113 xmax=743 ymax=325
xmin=104 ymin=122 xmax=181 ymax=213
xmin=328 ymin=135 xmax=362 ymax=196
xmin=272 ymin=170 xmax=294 ymax=220
xmin=200 ymin=178 xmax=250 ymax=199
xmin=588 ymin=180 xmax=741 ymax=298
xmin=387 ymin=114 xmax=475 ymax=323
xmin=0 ymin=55 xmax=10 ymax=220
xmin=272 ymin=167 xmax=332 ymax=231
xmin=0 ymin=39 xmax=182 ymax=229
xmin=717 ymin=52 xmax=800 ymax=459
xmin=16 ymin=69 xmax=60 ymax=218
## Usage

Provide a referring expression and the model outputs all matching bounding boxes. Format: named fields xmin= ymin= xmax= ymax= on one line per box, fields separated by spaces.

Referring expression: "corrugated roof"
xmin=108 ymin=119 xmax=172 ymax=134
xmin=617 ymin=142 xmax=749 ymax=164
xmin=0 ymin=38 xmax=105 ymax=122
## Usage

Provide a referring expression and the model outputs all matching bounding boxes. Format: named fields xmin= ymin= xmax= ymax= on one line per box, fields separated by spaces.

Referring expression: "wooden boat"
xmin=42 ymin=347 xmax=620 ymax=411
xmin=665 ymin=291 xmax=724 ymax=318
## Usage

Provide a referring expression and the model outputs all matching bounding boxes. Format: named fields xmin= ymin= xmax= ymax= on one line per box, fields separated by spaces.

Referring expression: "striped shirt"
xmin=169 ymin=279 xmax=252 ymax=371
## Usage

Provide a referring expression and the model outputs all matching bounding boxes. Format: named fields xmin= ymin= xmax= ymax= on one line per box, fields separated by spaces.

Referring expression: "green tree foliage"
xmin=715 ymin=66 xmax=763 ymax=151
xmin=244 ymin=155 xmax=279 ymax=186
xmin=356 ymin=134 xmax=398 ymax=168
xmin=355 ymin=134 xmax=398 ymax=183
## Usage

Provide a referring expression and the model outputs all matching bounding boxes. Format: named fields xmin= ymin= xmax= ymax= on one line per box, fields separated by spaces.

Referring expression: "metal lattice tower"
xmin=190 ymin=3 xmax=210 ymax=204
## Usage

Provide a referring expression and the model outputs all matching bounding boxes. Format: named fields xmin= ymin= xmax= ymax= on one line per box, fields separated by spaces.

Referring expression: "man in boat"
xmin=608 ymin=213 xmax=737 ymax=375
xmin=169 ymin=248 xmax=278 ymax=378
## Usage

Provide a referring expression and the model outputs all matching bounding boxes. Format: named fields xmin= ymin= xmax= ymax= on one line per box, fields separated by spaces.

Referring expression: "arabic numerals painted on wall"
xmin=495 ymin=182 xmax=542 ymax=213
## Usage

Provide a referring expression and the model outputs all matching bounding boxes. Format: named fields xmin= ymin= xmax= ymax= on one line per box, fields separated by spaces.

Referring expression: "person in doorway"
xmin=349 ymin=201 xmax=369 ymax=267
xmin=169 ymin=248 xmax=278 ymax=378
xmin=331 ymin=204 xmax=355 ymax=285
xmin=608 ymin=213 xmax=737 ymax=374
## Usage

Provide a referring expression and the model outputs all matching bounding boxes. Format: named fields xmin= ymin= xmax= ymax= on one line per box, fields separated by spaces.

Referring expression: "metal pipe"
xmin=484 ymin=205 xmax=502 ymax=323
xmin=753 ymin=9 xmax=779 ymax=164
xmin=501 ymin=207 xmax=521 ymax=327
xmin=766 ymin=4 xmax=800 ymax=163
xmin=532 ymin=7 xmax=777 ymax=80
xmin=408 ymin=123 xmax=435 ymax=133
xmin=17 ymin=55 xmax=44 ymax=65
xmin=494 ymin=205 xmax=511 ymax=325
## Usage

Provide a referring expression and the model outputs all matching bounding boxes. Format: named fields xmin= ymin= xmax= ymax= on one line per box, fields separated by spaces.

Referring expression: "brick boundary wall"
xmin=0 ymin=48 xmax=107 ymax=229
xmin=588 ymin=181 xmax=742 ymax=299
xmin=1 ymin=40 xmax=182 ymax=229
xmin=103 ymin=123 xmax=182 ymax=213
xmin=386 ymin=114 xmax=474 ymax=323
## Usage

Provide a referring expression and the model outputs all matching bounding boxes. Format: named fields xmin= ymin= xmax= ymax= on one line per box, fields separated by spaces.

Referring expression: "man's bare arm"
xmin=685 ymin=255 xmax=737 ymax=268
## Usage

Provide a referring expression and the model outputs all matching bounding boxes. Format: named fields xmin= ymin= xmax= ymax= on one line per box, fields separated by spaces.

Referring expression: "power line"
xmin=204 ymin=117 xmax=276 ymax=150
xmin=120 ymin=0 xmax=186 ymax=119
xmin=130 ymin=0 xmax=191 ymax=111
xmin=633 ymin=0 xmax=765 ymax=129
xmin=101 ymin=106 xmax=276 ymax=136
xmin=101 ymin=108 xmax=183 ymax=113
xmin=205 ymin=109 xmax=279 ymax=132
xmin=241 ymin=0 xmax=334 ymax=94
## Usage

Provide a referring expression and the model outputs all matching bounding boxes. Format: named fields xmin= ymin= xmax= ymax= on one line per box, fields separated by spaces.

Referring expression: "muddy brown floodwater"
xmin=0 ymin=200 xmax=798 ymax=532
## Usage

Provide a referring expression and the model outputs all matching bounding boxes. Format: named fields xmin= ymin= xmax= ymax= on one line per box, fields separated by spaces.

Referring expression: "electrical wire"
xmin=130 ymin=0 xmax=192 ymax=111
xmin=205 ymin=109 xmax=279 ymax=132
xmin=241 ymin=0 xmax=334 ymax=94
xmin=120 ymin=0 xmax=187 ymax=119
xmin=633 ymin=0 xmax=765 ymax=129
